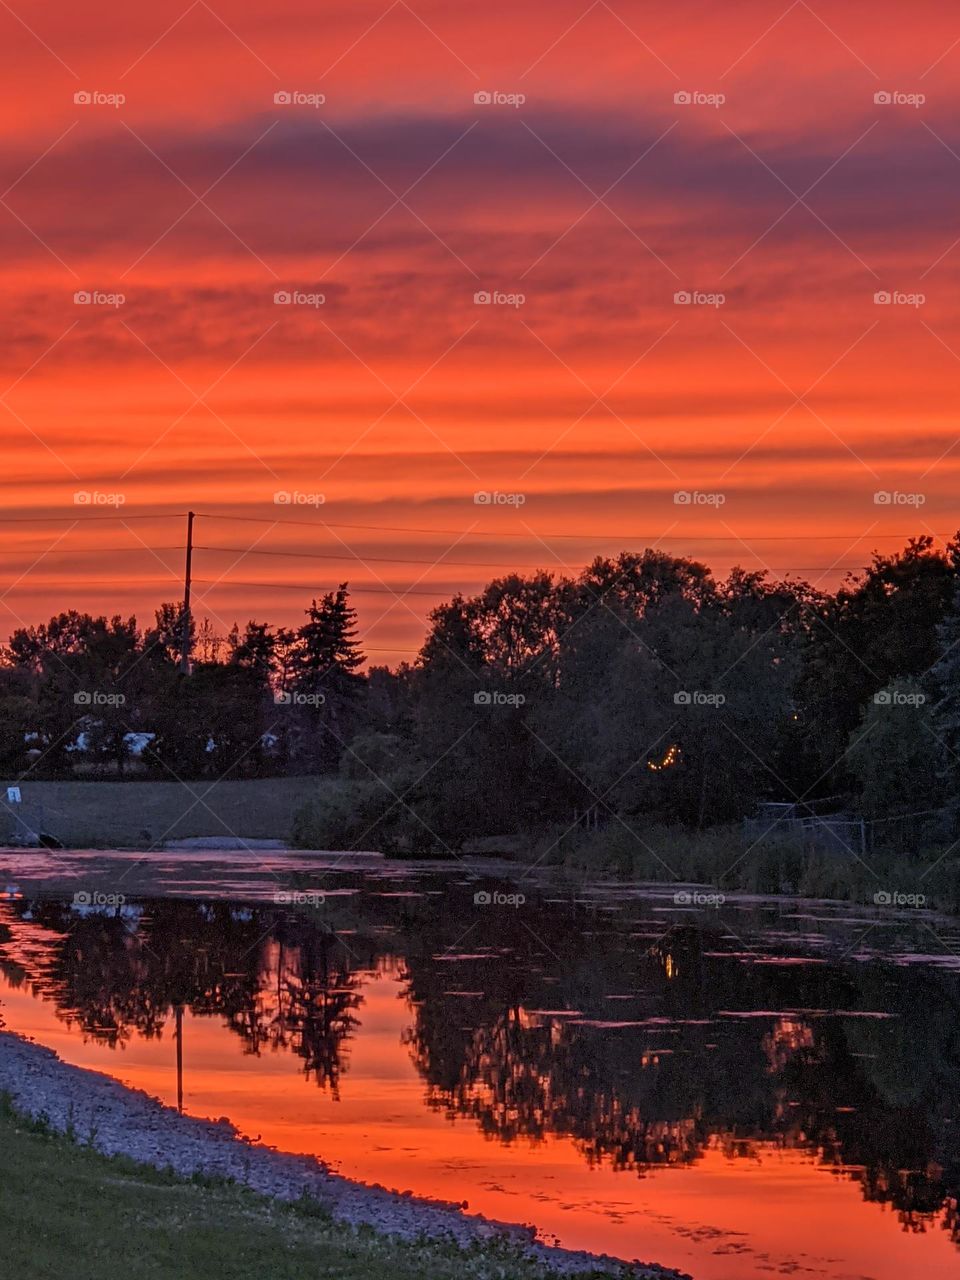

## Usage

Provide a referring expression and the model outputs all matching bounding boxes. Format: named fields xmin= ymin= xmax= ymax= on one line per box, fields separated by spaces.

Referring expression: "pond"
xmin=0 ymin=850 xmax=958 ymax=1280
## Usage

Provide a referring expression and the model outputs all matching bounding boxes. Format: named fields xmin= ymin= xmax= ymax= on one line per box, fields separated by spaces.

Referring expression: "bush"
xmin=291 ymin=775 xmax=451 ymax=856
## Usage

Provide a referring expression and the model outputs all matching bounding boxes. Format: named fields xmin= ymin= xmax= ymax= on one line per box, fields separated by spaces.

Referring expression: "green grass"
xmin=0 ymin=1099 xmax=641 ymax=1280
xmin=547 ymin=821 xmax=960 ymax=913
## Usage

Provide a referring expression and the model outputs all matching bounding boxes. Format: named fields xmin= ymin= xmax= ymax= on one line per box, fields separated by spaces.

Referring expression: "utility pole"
xmin=180 ymin=511 xmax=195 ymax=674
xmin=175 ymin=1005 xmax=184 ymax=1114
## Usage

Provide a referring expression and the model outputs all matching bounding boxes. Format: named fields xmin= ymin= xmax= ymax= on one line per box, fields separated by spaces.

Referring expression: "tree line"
xmin=2 ymin=536 xmax=959 ymax=848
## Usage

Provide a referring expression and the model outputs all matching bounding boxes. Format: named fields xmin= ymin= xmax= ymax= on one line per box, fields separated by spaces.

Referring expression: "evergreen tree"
xmin=291 ymin=585 xmax=365 ymax=770
xmin=229 ymin=621 xmax=277 ymax=682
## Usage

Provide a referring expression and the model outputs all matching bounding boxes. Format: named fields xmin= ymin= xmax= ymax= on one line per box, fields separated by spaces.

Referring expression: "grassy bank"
xmin=0 ymin=777 xmax=318 ymax=849
xmin=545 ymin=821 xmax=960 ymax=913
xmin=0 ymin=1098 xmax=648 ymax=1280
xmin=290 ymin=778 xmax=960 ymax=913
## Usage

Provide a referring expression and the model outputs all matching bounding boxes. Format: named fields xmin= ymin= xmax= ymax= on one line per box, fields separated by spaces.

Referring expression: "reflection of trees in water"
xmin=406 ymin=1001 xmax=706 ymax=1170
xmin=401 ymin=923 xmax=960 ymax=1245
xmin=1 ymin=894 xmax=958 ymax=1247
xmin=0 ymin=900 xmax=367 ymax=1094
xmin=227 ymin=935 xmax=363 ymax=1097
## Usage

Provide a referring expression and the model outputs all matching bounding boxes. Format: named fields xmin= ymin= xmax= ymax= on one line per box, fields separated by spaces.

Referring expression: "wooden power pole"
xmin=175 ymin=1004 xmax=184 ymax=1114
xmin=180 ymin=511 xmax=195 ymax=674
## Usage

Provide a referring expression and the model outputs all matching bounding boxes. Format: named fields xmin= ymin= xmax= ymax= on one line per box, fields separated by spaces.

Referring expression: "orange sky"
xmin=2 ymin=1 xmax=960 ymax=659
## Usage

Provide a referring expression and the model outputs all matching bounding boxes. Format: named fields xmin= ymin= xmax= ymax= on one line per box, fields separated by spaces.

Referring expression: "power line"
xmin=195 ymin=560 xmax=880 ymax=581
xmin=0 ymin=546 xmax=184 ymax=556
xmin=0 ymin=513 xmax=187 ymax=524
xmin=195 ymin=544 xmax=557 ymax=571
xmin=0 ymin=579 xmax=180 ymax=589
xmin=0 ymin=508 xmax=947 ymax=544
xmin=0 ymin=564 xmax=910 ymax=592
xmin=195 ymin=511 xmax=950 ymax=543
xmin=0 ymin=573 xmax=903 ymax=605
xmin=194 ymin=578 xmax=445 ymax=598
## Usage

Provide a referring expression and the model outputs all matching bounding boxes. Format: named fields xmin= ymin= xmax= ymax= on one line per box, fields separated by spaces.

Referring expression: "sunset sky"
xmin=2 ymin=0 xmax=959 ymax=659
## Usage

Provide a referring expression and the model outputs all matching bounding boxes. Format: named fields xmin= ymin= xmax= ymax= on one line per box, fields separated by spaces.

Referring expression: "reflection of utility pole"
xmin=179 ymin=511 xmax=195 ymax=675
xmin=175 ymin=1005 xmax=184 ymax=1114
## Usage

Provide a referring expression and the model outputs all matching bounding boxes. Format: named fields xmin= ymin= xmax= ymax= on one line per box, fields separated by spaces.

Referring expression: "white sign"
xmin=6 ymin=787 xmax=21 ymax=803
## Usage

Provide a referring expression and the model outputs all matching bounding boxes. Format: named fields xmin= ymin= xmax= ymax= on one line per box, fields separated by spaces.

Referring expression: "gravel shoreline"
xmin=0 ymin=1030 xmax=686 ymax=1279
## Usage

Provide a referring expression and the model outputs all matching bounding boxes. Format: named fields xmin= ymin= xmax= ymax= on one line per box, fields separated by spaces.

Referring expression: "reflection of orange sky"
xmin=1 ymin=966 xmax=957 ymax=1280
xmin=4 ymin=2 xmax=960 ymax=657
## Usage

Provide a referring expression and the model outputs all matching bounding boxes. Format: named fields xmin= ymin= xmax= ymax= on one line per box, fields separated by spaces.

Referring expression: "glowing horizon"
xmin=2 ymin=1 xmax=958 ymax=659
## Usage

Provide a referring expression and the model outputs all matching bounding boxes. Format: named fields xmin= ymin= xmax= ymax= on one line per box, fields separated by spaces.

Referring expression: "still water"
xmin=0 ymin=851 xmax=958 ymax=1279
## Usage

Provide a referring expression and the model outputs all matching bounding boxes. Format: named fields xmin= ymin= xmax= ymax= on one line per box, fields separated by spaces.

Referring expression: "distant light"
xmin=648 ymin=744 xmax=680 ymax=772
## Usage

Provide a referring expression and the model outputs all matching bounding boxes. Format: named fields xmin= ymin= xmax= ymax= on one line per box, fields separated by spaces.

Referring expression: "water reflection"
xmin=0 ymin=883 xmax=958 ymax=1260
xmin=0 ymin=899 xmax=369 ymax=1099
